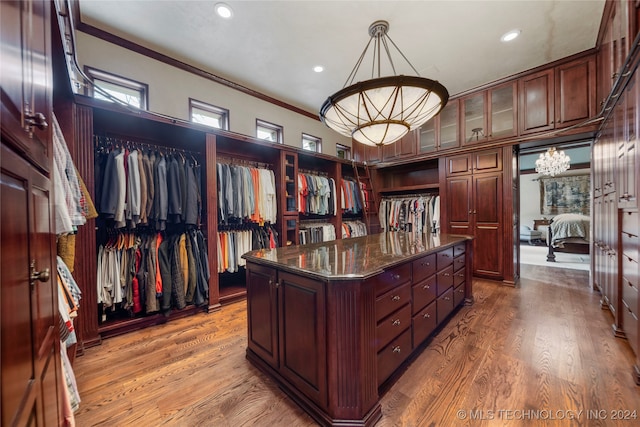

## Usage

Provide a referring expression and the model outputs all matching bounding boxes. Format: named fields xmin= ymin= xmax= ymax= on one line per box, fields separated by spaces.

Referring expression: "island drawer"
xmin=453 ymin=253 xmax=465 ymax=272
xmin=377 ymin=327 xmax=412 ymax=386
xmin=376 ymin=282 xmax=411 ymax=322
xmin=376 ymin=303 xmax=411 ymax=352
xmin=454 ymin=283 xmax=466 ymax=307
xmin=374 ymin=263 xmax=411 ymax=296
xmin=437 ymin=247 xmax=454 ymax=270
xmin=412 ymin=253 xmax=437 ymax=283
xmin=453 ymin=243 xmax=466 ymax=258
xmin=412 ymin=301 xmax=437 ymax=348
xmin=436 ymin=265 xmax=454 ymax=295
xmin=436 ymin=287 xmax=454 ymax=324
xmin=412 ymin=274 xmax=437 ymax=315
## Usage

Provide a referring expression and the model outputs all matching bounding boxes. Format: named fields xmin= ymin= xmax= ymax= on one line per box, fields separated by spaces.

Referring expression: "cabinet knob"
xmin=24 ymin=110 xmax=48 ymax=132
xmin=392 ymin=274 xmax=401 ymax=280
xmin=392 ymin=319 xmax=401 ymax=326
xmin=29 ymin=264 xmax=50 ymax=284
xmin=392 ymin=346 xmax=401 ymax=353
xmin=391 ymin=295 xmax=401 ymax=302
xmin=423 ymin=312 xmax=430 ymax=319
xmin=423 ymin=284 xmax=430 ymax=290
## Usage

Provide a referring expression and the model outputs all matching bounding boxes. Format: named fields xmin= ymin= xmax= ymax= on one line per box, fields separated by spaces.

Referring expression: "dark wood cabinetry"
xmin=442 ymin=148 xmax=510 ymax=282
xmin=1 ymin=0 xmax=61 ymax=424
xmin=519 ymin=54 xmax=596 ymax=134
xmin=245 ymin=233 xmax=472 ymax=426
xmin=519 ymin=69 xmax=556 ymax=134
xmin=418 ymin=100 xmax=460 ymax=155
xmin=555 ymin=56 xmax=597 ymax=128
xmin=461 ymin=81 xmax=518 ymax=145
xmin=382 ymin=130 xmax=417 ymax=161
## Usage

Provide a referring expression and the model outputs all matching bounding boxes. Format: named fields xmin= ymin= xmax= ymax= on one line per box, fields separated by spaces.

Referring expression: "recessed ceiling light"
xmin=501 ymin=29 xmax=521 ymax=42
xmin=313 ymin=66 xmax=324 ymax=73
xmin=215 ymin=3 xmax=233 ymax=19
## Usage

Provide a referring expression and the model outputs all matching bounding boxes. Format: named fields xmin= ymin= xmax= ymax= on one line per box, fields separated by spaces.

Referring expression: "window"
xmin=85 ymin=67 xmax=148 ymax=109
xmin=302 ymin=133 xmax=322 ymax=153
xmin=190 ymin=99 xmax=229 ymax=130
xmin=336 ymin=144 xmax=351 ymax=160
xmin=256 ymin=119 xmax=283 ymax=144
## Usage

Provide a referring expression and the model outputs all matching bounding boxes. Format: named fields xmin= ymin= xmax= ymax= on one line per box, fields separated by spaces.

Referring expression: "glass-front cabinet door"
xmin=418 ymin=117 xmax=436 ymax=153
xmin=489 ymin=82 xmax=517 ymax=140
xmin=439 ymin=100 xmax=460 ymax=150
xmin=462 ymin=93 xmax=487 ymax=145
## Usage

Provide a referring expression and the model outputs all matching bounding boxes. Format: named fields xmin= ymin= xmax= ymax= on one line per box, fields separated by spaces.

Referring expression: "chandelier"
xmin=319 ymin=20 xmax=449 ymax=147
xmin=535 ymin=147 xmax=571 ymax=176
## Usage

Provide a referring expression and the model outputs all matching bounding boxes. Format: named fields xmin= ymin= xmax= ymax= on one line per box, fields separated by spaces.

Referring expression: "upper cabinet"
xmin=519 ymin=69 xmax=555 ymax=135
xmin=461 ymin=81 xmax=517 ymax=146
xmin=417 ymin=100 xmax=460 ymax=155
xmin=382 ymin=130 xmax=418 ymax=161
xmin=1 ymin=0 xmax=52 ymax=173
xmin=519 ymin=54 xmax=597 ymax=135
xmin=555 ymin=55 xmax=597 ymax=128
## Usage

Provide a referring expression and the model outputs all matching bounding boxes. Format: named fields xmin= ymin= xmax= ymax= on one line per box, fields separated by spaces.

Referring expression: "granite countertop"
xmin=242 ymin=232 xmax=472 ymax=281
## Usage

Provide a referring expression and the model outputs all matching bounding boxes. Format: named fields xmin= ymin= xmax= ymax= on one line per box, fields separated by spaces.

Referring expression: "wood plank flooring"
xmin=72 ymin=264 xmax=640 ymax=426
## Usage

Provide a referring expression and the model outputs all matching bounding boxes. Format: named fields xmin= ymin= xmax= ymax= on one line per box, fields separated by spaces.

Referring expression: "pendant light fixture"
xmin=535 ymin=147 xmax=571 ymax=176
xmin=319 ymin=20 xmax=449 ymax=147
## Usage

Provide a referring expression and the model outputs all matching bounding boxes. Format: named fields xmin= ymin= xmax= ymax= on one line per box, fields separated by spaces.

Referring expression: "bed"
xmin=546 ymin=213 xmax=590 ymax=262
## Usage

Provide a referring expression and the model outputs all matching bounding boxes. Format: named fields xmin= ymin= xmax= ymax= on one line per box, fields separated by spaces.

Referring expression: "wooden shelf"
xmin=379 ymin=183 xmax=440 ymax=193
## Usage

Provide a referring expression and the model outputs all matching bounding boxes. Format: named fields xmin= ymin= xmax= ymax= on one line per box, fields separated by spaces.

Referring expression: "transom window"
xmin=256 ymin=119 xmax=283 ymax=144
xmin=85 ymin=67 xmax=148 ymax=109
xmin=302 ymin=133 xmax=322 ymax=153
xmin=190 ymin=99 xmax=229 ymax=130
xmin=336 ymin=144 xmax=351 ymax=160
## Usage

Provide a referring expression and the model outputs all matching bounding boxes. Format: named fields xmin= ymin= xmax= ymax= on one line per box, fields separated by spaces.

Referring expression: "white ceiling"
xmin=78 ymin=0 xmax=606 ymax=116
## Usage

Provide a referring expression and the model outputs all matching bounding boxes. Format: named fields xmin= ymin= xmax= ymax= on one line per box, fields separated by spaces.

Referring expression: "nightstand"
xmin=533 ymin=219 xmax=551 ymax=230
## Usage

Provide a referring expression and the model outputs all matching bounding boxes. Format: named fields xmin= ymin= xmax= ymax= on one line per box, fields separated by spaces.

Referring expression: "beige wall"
xmin=75 ymin=32 xmax=351 ymax=156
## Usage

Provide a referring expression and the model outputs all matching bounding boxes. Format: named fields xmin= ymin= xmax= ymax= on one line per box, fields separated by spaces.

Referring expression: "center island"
xmin=242 ymin=232 xmax=474 ymax=426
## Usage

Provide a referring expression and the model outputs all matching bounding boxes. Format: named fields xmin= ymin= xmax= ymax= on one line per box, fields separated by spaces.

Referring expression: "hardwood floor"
xmin=72 ymin=265 xmax=640 ymax=426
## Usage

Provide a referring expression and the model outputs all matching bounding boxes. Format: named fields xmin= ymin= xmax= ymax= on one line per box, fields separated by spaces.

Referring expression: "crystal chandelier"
xmin=535 ymin=147 xmax=571 ymax=176
xmin=319 ymin=20 xmax=449 ymax=147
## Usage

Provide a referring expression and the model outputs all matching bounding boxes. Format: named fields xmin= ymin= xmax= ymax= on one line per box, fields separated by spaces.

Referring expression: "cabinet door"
xmin=446 ymin=176 xmax=472 ymax=235
xmin=472 ymin=148 xmax=503 ymax=174
xmin=366 ymin=143 xmax=381 ymax=164
xmin=618 ymin=72 xmax=638 ymax=208
xmin=246 ymin=263 xmax=279 ymax=367
xmin=0 ymin=0 xmax=52 ymax=173
xmin=555 ymin=55 xmax=596 ymax=128
xmin=2 ymin=144 xmax=59 ymax=426
xmin=438 ymin=100 xmax=460 ymax=150
xmin=278 ymin=271 xmax=327 ymax=408
xmin=418 ymin=118 xmax=437 ymax=154
xmin=489 ymin=82 xmax=517 ymax=139
xmin=519 ymin=69 xmax=555 ymax=135
xmin=461 ymin=92 xmax=487 ymax=146
xmin=473 ymin=172 xmax=504 ymax=279
xmin=445 ymin=153 xmax=472 ymax=177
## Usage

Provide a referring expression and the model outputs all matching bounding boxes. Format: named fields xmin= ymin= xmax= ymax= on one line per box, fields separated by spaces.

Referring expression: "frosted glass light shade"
xmin=320 ymin=76 xmax=448 ymax=146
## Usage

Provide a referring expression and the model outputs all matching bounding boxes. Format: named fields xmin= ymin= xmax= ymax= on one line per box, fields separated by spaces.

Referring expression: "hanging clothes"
xmin=378 ymin=194 xmax=440 ymax=235
xmin=298 ymin=173 xmax=335 ymax=215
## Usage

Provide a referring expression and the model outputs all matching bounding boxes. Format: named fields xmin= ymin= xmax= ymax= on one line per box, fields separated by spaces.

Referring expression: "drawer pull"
xmin=444 ymin=297 xmax=451 ymax=301
xmin=443 ymin=273 xmax=451 ymax=277
xmin=423 ymin=284 xmax=430 ymax=290
xmin=392 ymin=319 xmax=401 ymax=326
xmin=391 ymin=295 xmax=401 ymax=302
xmin=392 ymin=274 xmax=401 ymax=280
xmin=392 ymin=346 xmax=401 ymax=353
xmin=421 ymin=262 xmax=430 ymax=266
xmin=423 ymin=313 xmax=430 ymax=319
xmin=441 ymin=253 xmax=450 ymax=258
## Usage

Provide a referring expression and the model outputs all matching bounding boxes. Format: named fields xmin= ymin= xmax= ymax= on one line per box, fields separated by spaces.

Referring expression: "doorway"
xmin=517 ymin=141 xmax=592 ymax=275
